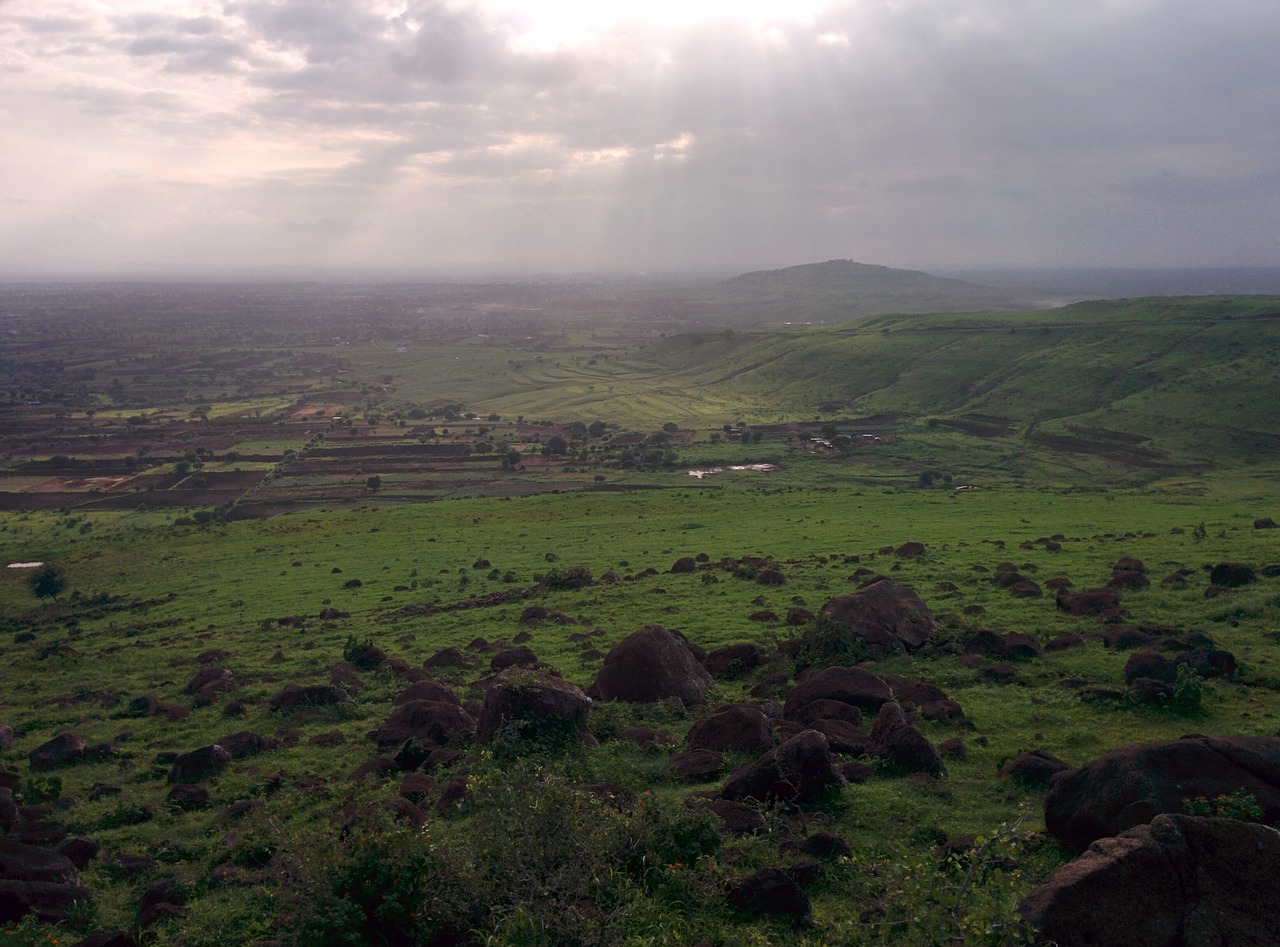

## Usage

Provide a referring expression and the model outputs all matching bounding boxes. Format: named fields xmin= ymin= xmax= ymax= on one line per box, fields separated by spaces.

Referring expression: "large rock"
xmin=373 ymin=700 xmax=475 ymax=752
xmin=393 ymin=680 xmax=461 ymax=706
xmin=1022 ymin=814 xmax=1280 ymax=947
xmin=168 ymin=745 xmax=231 ymax=784
xmin=783 ymin=666 xmax=893 ymax=719
xmin=28 ymin=733 xmax=87 ymax=771
xmin=268 ymin=684 xmax=353 ymax=713
xmin=592 ymin=625 xmax=712 ymax=706
xmin=0 ymin=836 xmax=93 ymax=924
xmin=1044 ymin=735 xmax=1280 ymax=854
xmin=721 ymin=730 xmax=846 ymax=805
xmin=703 ymin=643 xmax=763 ymax=678
xmin=686 ymin=705 xmax=773 ymax=755
xmin=727 ymin=867 xmax=811 ymax=922
xmin=816 ymin=578 xmax=938 ymax=655
xmin=868 ymin=703 xmax=945 ymax=778
xmin=474 ymin=670 xmax=591 ymax=746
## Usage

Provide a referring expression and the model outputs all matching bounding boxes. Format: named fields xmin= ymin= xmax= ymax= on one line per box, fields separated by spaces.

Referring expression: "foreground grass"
xmin=3 ymin=462 xmax=1279 ymax=944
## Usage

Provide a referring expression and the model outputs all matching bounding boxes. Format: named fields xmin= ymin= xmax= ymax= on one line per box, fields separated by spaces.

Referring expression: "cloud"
xmin=1 ymin=0 xmax=1278 ymax=271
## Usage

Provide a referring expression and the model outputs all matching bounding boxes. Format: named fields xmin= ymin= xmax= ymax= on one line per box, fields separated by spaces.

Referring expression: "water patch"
xmin=687 ymin=464 xmax=778 ymax=479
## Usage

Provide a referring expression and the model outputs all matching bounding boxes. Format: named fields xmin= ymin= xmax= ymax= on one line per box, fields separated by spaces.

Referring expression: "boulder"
xmin=1123 ymin=652 xmax=1178 ymax=686
xmin=1056 ymin=588 xmax=1121 ymax=619
xmin=489 ymin=646 xmax=539 ymax=672
xmin=393 ymin=680 xmax=461 ymax=706
xmin=782 ymin=666 xmax=893 ymax=719
xmin=0 ymin=836 xmax=92 ymax=924
xmin=168 ymin=745 xmax=231 ymax=784
xmin=686 ymin=705 xmax=773 ymax=755
xmin=868 ymin=703 xmax=945 ymax=778
xmin=28 ymin=733 xmax=87 ymax=771
xmin=373 ymin=700 xmax=475 ymax=752
xmin=703 ymin=643 xmax=763 ymax=678
xmin=268 ymin=684 xmax=353 ymax=713
xmin=1209 ymin=562 xmax=1255 ymax=587
xmin=807 ymin=719 xmax=871 ymax=756
xmin=474 ymin=670 xmax=591 ymax=746
xmin=816 ymin=578 xmax=938 ymax=655
xmin=1022 ymin=814 xmax=1280 ymax=947
xmin=727 ymin=867 xmax=810 ymax=922
xmin=672 ymin=749 xmax=723 ymax=782
xmin=999 ymin=749 xmax=1069 ymax=787
xmin=184 ymin=666 xmax=237 ymax=701
xmin=788 ymin=699 xmax=862 ymax=728
xmin=592 ymin=625 xmax=712 ymax=706
xmin=1044 ymin=735 xmax=1280 ymax=854
xmin=702 ymin=798 xmax=766 ymax=836
xmin=721 ymin=730 xmax=846 ymax=805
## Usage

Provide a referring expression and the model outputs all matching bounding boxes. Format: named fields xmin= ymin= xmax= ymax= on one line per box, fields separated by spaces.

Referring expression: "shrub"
xmin=537 ymin=565 xmax=594 ymax=590
xmin=1183 ymin=790 xmax=1264 ymax=822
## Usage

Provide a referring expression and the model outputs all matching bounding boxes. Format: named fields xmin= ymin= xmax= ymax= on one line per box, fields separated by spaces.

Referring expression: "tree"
xmin=366 ymin=475 xmax=382 ymax=490
xmin=29 ymin=564 xmax=65 ymax=602
xmin=502 ymin=450 xmax=522 ymax=470
xmin=542 ymin=436 xmax=568 ymax=457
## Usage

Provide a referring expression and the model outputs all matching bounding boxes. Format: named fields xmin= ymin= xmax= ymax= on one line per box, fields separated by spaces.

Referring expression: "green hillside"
xmin=615 ymin=296 xmax=1280 ymax=469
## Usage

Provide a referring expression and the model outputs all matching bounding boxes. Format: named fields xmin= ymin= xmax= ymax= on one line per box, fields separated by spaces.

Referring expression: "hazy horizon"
xmin=3 ymin=1 xmax=1278 ymax=275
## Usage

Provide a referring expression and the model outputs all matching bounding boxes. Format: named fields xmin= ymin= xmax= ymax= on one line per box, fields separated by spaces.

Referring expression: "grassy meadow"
xmin=2 ymin=288 xmax=1280 ymax=945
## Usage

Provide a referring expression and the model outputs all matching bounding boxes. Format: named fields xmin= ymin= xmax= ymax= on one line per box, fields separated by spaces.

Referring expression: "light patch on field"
xmin=687 ymin=463 xmax=778 ymax=478
xmin=6 ymin=562 xmax=44 ymax=569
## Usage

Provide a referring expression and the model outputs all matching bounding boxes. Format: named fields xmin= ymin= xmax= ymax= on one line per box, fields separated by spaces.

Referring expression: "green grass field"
xmin=2 ymin=292 xmax=1280 ymax=945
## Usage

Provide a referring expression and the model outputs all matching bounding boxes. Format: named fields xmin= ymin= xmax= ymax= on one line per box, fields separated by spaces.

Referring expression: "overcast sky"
xmin=2 ymin=0 xmax=1277 ymax=275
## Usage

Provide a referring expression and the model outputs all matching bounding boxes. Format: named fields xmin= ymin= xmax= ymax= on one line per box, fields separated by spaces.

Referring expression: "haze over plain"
xmin=2 ymin=0 xmax=1278 ymax=275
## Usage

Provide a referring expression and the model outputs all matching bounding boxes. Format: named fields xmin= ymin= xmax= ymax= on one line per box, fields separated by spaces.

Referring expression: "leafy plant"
xmin=1183 ymin=790 xmax=1265 ymax=822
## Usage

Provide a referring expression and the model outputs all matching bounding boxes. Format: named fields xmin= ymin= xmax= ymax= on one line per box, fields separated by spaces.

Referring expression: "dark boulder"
xmin=474 ymin=670 xmax=591 ymax=746
xmin=1123 ymin=652 xmax=1178 ymax=686
xmin=1044 ymin=735 xmax=1280 ymax=854
xmin=702 ymin=798 xmax=766 ymax=836
xmin=592 ymin=625 xmax=712 ymax=706
xmin=165 ymin=784 xmax=210 ymax=812
xmin=672 ymin=749 xmax=723 ymax=782
xmin=1107 ymin=570 xmax=1150 ymax=590
xmin=868 ymin=703 xmax=945 ymax=778
xmin=788 ymin=699 xmax=862 ymax=728
xmin=0 ymin=836 xmax=92 ymax=924
xmin=1022 ymin=814 xmax=1280 ymax=947
xmin=703 ymin=643 xmax=763 ymax=678
xmin=28 ymin=733 xmax=87 ymax=771
xmin=489 ymin=646 xmax=539 ymax=672
xmin=168 ymin=744 xmax=231 ymax=784
xmin=686 ymin=705 xmax=773 ymax=754
xmin=268 ymin=684 xmax=353 ymax=713
xmin=1177 ymin=648 xmax=1235 ymax=679
xmin=669 ymin=556 xmax=697 ymax=574
xmin=1056 ymin=588 xmax=1121 ymax=619
xmin=782 ymin=666 xmax=893 ymax=719
xmin=816 ymin=578 xmax=939 ymax=655
xmin=1209 ymin=562 xmax=1256 ymax=587
xmin=373 ymin=700 xmax=475 ymax=752
xmin=721 ymin=730 xmax=846 ymax=805
xmin=728 ymin=867 xmax=810 ymax=922
xmin=616 ymin=727 xmax=675 ymax=747
xmin=999 ymin=749 xmax=1069 ymax=788
xmin=184 ymin=666 xmax=237 ymax=702
xmin=424 ymin=647 xmax=466 ymax=668
xmin=807 ymin=719 xmax=870 ymax=756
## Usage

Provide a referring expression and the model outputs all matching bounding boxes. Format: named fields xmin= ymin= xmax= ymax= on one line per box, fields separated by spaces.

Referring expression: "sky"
xmin=2 ymin=0 xmax=1278 ymax=276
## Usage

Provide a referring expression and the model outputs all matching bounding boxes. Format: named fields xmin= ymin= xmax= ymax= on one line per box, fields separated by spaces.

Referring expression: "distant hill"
xmin=682 ymin=259 xmax=1059 ymax=325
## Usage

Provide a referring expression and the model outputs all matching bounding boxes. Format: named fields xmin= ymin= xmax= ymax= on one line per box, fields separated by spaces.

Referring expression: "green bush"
xmin=1183 ymin=790 xmax=1265 ymax=822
